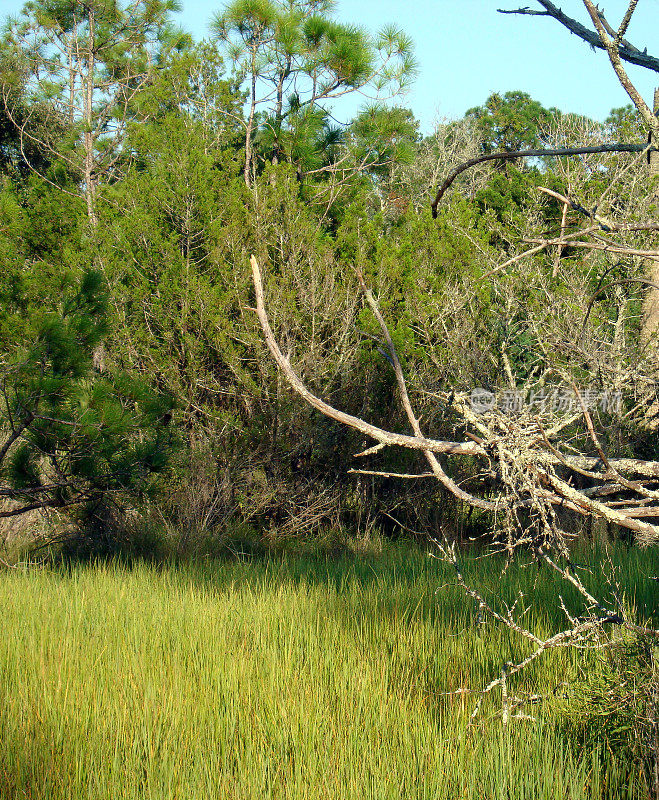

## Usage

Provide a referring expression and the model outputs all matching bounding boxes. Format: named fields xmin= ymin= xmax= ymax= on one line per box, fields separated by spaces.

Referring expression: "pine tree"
xmin=0 ymin=268 xmax=175 ymax=520
xmin=1 ymin=0 xmax=186 ymax=224
xmin=212 ymin=0 xmax=416 ymax=186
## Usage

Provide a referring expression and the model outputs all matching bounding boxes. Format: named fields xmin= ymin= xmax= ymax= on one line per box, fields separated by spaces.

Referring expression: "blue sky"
xmin=2 ymin=0 xmax=657 ymax=134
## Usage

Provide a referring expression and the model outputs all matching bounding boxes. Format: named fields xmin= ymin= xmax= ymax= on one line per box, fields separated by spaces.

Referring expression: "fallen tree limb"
xmin=250 ymin=255 xmax=485 ymax=458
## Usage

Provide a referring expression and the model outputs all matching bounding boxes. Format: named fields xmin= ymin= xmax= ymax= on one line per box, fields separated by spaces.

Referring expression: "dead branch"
xmin=355 ymin=268 xmax=496 ymax=511
xmin=431 ymin=143 xmax=652 ymax=217
xmin=347 ymin=469 xmax=435 ymax=479
xmin=250 ymin=255 xmax=484 ymax=458
xmin=583 ymin=0 xmax=659 ymax=138
xmin=497 ymin=1 xmax=659 ymax=73
xmin=522 ymin=237 xmax=659 ymax=261
xmin=251 ymin=254 xmax=659 ymax=547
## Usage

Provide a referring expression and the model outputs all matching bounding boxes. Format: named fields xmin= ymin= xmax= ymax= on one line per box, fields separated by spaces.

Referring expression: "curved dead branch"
xmin=430 ymin=143 xmax=652 ymax=217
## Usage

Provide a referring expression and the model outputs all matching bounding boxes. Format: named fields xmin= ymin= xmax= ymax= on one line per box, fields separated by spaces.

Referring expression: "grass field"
xmin=0 ymin=542 xmax=657 ymax=799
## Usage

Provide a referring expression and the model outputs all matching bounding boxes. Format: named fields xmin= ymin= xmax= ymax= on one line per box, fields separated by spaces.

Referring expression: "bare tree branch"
xmin=355 ymin=269 xmax=497 ymax=511
xmin=431 ymin=144 xmax=652 ymax=217
xmin=250 ymin=255 xmax=485 ymax=458
xmin=582 ymin=0 xmax=659 ymax=138
xmin=498 ymin=1 xmax=659 ymax=73
xmin=616 ymin=0 xmax=639 ymax=45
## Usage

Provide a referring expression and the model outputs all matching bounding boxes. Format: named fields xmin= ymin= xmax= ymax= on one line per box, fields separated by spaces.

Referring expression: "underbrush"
xmin=560 ymin=632 xmax=659 ymax=798
xmin=31 ymin=506 xmax=393 ymax=564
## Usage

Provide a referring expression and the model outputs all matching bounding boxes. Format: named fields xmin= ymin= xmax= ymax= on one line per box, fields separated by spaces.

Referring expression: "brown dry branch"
xmin=523 ymin=237 xmax=659 ymax=260
xmin=582 ymin=0 xmax=659 ymax=138
xmin=552 ymin=196 xmax=569 ymax=277
xmin=430 ymin=143 xmax=653 ymax=218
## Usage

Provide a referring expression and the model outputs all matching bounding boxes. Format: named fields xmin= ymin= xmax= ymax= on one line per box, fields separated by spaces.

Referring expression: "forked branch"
xmin=497 ymin=1 xmax=659 ymax=73
xmin=250 ymin=254 xmax=659 ymax=545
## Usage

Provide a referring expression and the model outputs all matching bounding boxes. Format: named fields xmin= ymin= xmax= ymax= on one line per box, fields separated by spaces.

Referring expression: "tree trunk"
xmin=244 ymin=65 xmax=257 ymax=188
xmin=84 ymin=7 xmax=98 ymax=227
xmin=640 ymin=88 xmax=659 ymax=428
xmin=642 ymin=88 xmax=659 ymax=341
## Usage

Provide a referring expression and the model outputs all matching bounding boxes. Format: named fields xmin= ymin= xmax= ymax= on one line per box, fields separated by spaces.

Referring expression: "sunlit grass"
xmin=0 ymin=543 xmax=656 ymax=799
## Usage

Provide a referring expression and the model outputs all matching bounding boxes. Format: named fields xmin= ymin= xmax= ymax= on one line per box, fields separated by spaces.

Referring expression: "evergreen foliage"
xmin=465 ymin=90 xmax=559 ymax=153
xmin=1 ymin=268 xmax=175 ymax=519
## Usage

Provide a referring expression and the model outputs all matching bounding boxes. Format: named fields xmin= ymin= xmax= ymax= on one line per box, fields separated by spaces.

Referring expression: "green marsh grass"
xmin=0 ymin=543 xmax=657 ymax=799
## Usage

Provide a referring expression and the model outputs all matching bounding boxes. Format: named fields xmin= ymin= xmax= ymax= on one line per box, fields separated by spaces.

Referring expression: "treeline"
xmin=0 ymin=0 xmax=655 ymax=555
